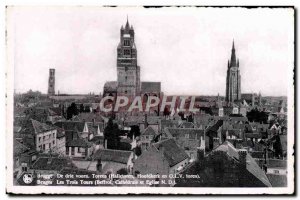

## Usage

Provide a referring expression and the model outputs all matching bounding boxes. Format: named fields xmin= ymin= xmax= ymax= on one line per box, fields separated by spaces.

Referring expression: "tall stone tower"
xmin=226 ymin=41 xmax=241 ymax=103
xmin=117 ymin=17 xmax=140 ymax=96
xmin=48 ymin=68 xmax=55 ymax=96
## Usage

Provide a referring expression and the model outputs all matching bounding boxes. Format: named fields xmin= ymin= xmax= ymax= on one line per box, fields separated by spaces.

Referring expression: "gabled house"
xmin=66 ymin=138 xmax=93 ymax=158
xmin=93 ymin=149 xmax=134 ymax=174
xmin=176 ymin=141 xmax=272 ymax=187
xmin=13 ymin=139 xmax=38 ymax=178
xmin=20 ymin=119 xmax=57 ymax=153
xmin=133 ymin=138 xmax=189 ymax=178
xmin=140 ymin=126 xmax=157 ymax=150
xmin=164 ymin=128 xmax=205 ymax=161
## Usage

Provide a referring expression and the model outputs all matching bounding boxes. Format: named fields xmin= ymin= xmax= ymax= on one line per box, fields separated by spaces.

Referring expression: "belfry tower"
xmin=116 ymin=17 xmax=141 ymax=96
xmin=48 ymin=68 xmax=55 ymax=96
xmin=225 ymin=41 xmax=241 ymax=103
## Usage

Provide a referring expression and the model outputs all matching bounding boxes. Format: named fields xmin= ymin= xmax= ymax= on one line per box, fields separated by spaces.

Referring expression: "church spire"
xmin=125 ymin=15 xmax=130 ymax=29
xmin=230 ymin=39 xmax=237 ymax=67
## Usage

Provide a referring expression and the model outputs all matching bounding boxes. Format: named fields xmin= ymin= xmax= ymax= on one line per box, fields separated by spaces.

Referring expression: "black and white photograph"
xmin=5 ymin=6 xmax=294 ymax=195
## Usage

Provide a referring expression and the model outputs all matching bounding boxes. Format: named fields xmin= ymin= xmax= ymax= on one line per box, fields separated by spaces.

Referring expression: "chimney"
xmin=104 ymin=139 xmax=107 ymax=149
xmin=144 ymin=114 xmax=148 ymax=129
xmin=159 ymin=146 xmax=165 ymax=157
xmin=96 ymin=159 xmax=102 ymax=172
xmin=238 ymin=149 xmax=247 ymax=167
xmin=196 ymin=147 xmax=205 ymax=161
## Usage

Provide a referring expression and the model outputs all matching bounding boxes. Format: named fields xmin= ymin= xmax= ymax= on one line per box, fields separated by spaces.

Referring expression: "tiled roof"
xmin=222 ymin=129 xmax=242 ymax=138
xmin=48 ymin=107 xmax=62 ymax=116
xmin=54 ymin=121 xmax=85 ymax=132
xmin=77 ymin=113 xmax=104 ymax=123
xmin=13 ymin=139 xmax=30 ymax=156
xmin=141 ymin=82 xmax=161 ymax=93
xmin=31 ymin=157 xmax=75 ymax=171
xmin=30 ymin=119 xmax=55 ymax=134
xmin=179 ymin=121 xmax=195 ymax=128
xmin=245 ymin=132 xmax=262 ymax=139
xmin=66 ymin=138 xmax=92 ymax=147
xmin=267 ymin=174 xmax=287 ymax=187
xmin=142 ymin=126 xmax=157 ymax=136
xmin=153 ymin=139 xmax=189 ymax=167
xmin=213 ymin=141 xmax=272 ymax=187
xmin=93 ymin=149 xmax=132 ymax=164
xmin=160 ymin=119 xmax=178 ymax=131
xmin=165 ymin=128 xmax=204 ymax=140
xmin=267 ymin=159 xmax=287 ymax=169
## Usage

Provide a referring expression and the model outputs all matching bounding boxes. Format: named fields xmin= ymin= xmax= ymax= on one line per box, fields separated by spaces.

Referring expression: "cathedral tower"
xmin=117 ymin=17 xmax=141 ymax=96
xmin=226 ymin=41 xmax=241 ymax=103
xmin=48 ymin=68 xmax=55 ymax=96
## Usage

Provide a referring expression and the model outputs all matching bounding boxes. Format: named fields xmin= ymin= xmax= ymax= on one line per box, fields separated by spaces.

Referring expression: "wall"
xmin=36 ymin=129 xmax=57 ymax=153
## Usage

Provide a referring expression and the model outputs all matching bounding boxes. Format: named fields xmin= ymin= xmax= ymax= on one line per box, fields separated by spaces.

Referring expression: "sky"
xmin=8 ymin=6 xmax=294 ymax=96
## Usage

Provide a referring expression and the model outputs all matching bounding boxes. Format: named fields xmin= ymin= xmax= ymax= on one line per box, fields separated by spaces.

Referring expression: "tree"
xmin=79 ymin=104 xmax=84 ymax=113
xmin=104 ymin=118 xmax=120 ymax=149
xmin=66 ymin=102 xmax=79 ymax=120
xmin=246 ymin=108 xmax=268 ymax=124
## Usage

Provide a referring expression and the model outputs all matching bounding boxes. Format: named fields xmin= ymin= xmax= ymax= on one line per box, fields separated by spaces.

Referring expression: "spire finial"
xmin=125 ymin=15 xmax=130 ymax=29
xmin=232 ymin=39 xmax=235 ymax=51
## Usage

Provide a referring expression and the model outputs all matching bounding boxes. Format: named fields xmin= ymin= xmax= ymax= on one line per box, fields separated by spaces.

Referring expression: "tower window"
xmin=124 ymin=40 xmax=130 ymax=46
xmin=124 ymin=49 xmax=130 ymax=55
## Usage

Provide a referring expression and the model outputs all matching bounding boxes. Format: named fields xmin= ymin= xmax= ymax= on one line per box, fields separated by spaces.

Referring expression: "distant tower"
xmin=258 ymin=92 xmax=262 ymax=106
xmin=225 ymin=40 xmax=241 ymax=103
xmin=117 ymin=17 xmax=141 ymax=96
xmin=48 ymin=68 xmax=55 ymax=96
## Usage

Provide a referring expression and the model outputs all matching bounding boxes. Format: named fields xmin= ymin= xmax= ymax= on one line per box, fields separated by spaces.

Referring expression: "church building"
xmin=225 ymin=41 xmax=241 ymax=103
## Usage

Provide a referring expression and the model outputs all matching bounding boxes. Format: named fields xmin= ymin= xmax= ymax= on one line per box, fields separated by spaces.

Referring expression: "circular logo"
xmin=22 ymin=173 xmax=33 ymax=184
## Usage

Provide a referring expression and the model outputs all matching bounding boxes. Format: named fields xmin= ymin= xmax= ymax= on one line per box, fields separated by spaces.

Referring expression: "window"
xmin=43 ymin=136 xmax=45 ymax=140
xmin=42 ymin=144 xmax=45 ymax=150
xmin=49 ymin=143 xmax=51 ymax=149
xmin=66 ymin=147 xmax=69 ymax=155
xmin=38 ymin=137 xmax=41 ymax=142
xmin=32 ymin=155 xmax=37 ymax=162
xmin=124 ymin=49 xmax=130 ymax=55
xmin=53 ymin=140 xmax=55 ymax=145
xmin=71 ymin=147 xmax=75 ymax=155
xmin=274 ymin=170 xmax=280 ymax=174
xmin=123 ymin=40 xmax=130 ymax=46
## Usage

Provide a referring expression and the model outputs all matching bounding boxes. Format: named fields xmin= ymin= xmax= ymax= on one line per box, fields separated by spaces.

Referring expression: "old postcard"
xmin=6 ymin=6 xmax=294 ymax=194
